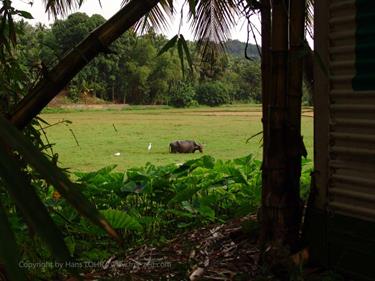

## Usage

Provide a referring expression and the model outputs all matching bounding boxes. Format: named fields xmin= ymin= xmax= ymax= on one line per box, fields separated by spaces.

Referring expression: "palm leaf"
xmin=157 ymin=34 xmax=178 ymax=56
xmin=305 ymin=0 xmax=314 ymax=39
xmin=122 ymin=0 xmax=174 ymax=33
xmin=180 ymin=35 xmax=193 ymax=72
xmin=158 ymin=35 xmax=193 ymax=75
xmin=0 ymin=116 xmax=121 ymax=243
xmin=177 ymin=37 xmax=185 ymax=76
xmin=43 ymin=0 xmax=84 ymax=17
xmin=187 ymin=0 xmax=197 ymax=16
xmin=188 ymin=0 xmax=238 ymax=57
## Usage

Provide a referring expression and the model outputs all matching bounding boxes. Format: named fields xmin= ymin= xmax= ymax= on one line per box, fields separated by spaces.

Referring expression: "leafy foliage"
xmin=18 ymin=154 xmax=310 ymax=272
xmin=169 ymin=81 xmax=197 ymax=107
xmin=300 ymin=158 xmax=313 ymax=200
xmin=196 ymin=81 xmax=231 ymax=106
xmin=226 ymin=57 xmax=261 ymax=102
xmin=225 ymin=39 xmax=259 ymax=58
xmin=75 ymin=155 xmax=310 ymax=242
xmin=8 ymin=14 xmax=261 ymax=106
xmin=4 ymin=153 xmax=284 ymax=279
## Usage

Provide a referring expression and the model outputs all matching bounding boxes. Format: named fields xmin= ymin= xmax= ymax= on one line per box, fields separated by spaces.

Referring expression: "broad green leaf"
xmin=0 ymin=116 xmax=120 ymax=243
xmin=0 ymin=201 xmax=28 ymax=281
xmin=64 ymin=236 xmax=76 ymax=256
xmin=121 ymin=181 xmax=137 ymax=193
xmin=0 ymin=144 xmax=72 ymax=263
xmin=166 ymin=208 xmax=193 ymax=218
xmin=17 ymin=10 xmax=33 ymax=19
xmin=226 ymin=166 xmax=249 ymax=186
xmin=157 ymin=34 xmax=178 ymax=56
xmin=197 ymin=205 xmax=215 ymax=220
xmin=177 ymin=222 xmax=193 ymax=228
xmin=169 ymin=184 xmax=201 ymax=205
xmin=181 ymin=201 xmax=197 ymax=213
xmin=201 ymin=155 xmax=216 ymax=168
xmin=101 ymin=209 xmax=142 ymax=231
xmin=75 ymin=165 xmax=117 ymax=182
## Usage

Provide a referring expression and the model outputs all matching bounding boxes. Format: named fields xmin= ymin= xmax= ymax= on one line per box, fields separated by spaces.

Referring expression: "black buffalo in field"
xmin=169 ymin=140 xmax=203 ymax=153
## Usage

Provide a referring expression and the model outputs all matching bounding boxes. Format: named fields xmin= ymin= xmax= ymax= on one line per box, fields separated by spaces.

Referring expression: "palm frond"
xmin=121 ymin=0 xmax=174 ymax=33
xmin=43 ymin=0 xmax=84 ymax=17
xmin=305 ymin=0 xmax=314 ymax=39
xmin=235 ymin=0 xmax=262 ymax=59
xmin=188 ymin=0 xmax=238 ymax=57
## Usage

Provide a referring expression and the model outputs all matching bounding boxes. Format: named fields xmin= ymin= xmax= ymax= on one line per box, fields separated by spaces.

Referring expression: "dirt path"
xmin=56 ymin=104 xmax=129 ymax=110
xmin=50 ymin=104 xmax=313 ymax=117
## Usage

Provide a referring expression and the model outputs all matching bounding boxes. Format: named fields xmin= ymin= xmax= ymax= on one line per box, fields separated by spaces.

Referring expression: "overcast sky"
xmin=13 ymin=0 xmax=261 ymax=44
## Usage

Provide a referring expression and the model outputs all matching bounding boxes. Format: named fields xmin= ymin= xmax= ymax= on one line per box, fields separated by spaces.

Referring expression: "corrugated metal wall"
xmin=328 ymin=0 xmax=375 ymax=221
xmin=308 ymin=2 xmax=375 ymax=279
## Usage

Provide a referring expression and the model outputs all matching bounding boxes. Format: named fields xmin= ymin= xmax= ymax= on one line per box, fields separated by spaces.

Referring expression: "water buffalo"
xmin=169 ymin=140 xmax=203 ymax=153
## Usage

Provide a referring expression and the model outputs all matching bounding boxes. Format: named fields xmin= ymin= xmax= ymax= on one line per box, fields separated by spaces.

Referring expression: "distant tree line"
xmin=13 ymin=13 xmax=263 ymax=107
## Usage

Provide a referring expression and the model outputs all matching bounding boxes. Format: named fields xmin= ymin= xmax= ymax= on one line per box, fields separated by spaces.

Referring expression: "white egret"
xmin=147 ymin=143 xmax=152 ymax=152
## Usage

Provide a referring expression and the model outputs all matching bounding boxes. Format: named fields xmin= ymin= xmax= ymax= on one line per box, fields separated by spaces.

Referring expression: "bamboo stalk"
xmin=260 ymin=0 xmax=306 ymax=252
xmin=9 ymin=0 xmax=161 ymax=129
xmin=261 ymin=0 xmax=271 ymax=155
xmin=261 ymin=0 xmax=290 ymax=246
xmin=285 ymin=0 xmax=306 ymax=250
xmin=260 ymin=0 xmax=273 ymax=244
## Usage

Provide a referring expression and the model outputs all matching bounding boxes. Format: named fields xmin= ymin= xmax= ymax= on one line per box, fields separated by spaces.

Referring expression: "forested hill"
xmin=225 ymin=40 xmax=260 ymax=58
xmin=10 ymin=13 xmax=262 ymax=107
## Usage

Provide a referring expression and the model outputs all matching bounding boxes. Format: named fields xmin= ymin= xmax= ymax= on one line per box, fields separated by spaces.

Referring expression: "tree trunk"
xmin=260 ymin=0 xmax=272 ymax=241
xmin=9 ymin=0 xmax=161 ymax=129
xmin=284 ymin=0 xmax=306 ymax=250
xmin=260 ymin=0 xmax=306 ymax=254
xmin=261 ymin=0 xmax=271 ymax=145
xmin=261 ymin=0 xmax=294 ymax=248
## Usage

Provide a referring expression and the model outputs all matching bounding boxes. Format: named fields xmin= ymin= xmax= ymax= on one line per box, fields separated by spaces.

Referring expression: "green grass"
xmin=40 ymin=104 xmax=313 ymax=171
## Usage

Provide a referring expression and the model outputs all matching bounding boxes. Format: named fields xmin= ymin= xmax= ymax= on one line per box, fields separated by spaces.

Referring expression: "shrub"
xmin=196 ymin=81 xmax=231 ymax=106
xmin=302 ymin=82 xmax=313 ymax=106
xmin=169 ymin=82 xmax=197 ymax=108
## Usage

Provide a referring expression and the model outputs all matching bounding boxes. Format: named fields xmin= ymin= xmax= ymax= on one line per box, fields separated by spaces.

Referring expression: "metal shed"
xmin=305 ymin=0 xmax=375 ymax=279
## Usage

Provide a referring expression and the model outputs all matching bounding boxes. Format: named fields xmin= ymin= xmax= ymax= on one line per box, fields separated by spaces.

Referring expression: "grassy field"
xmin=40 ymin=104 xmax=313 ymax=172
